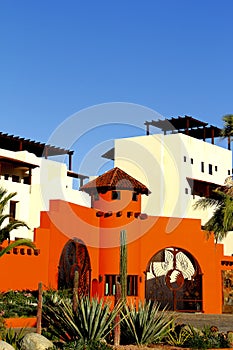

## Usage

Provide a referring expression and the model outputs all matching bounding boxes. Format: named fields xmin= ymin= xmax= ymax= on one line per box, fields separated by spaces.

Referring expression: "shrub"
xmin=1 ymin=327 xmax=27 ymax=349
xmin=0 ymin=290 xmax=37 ymax=318
xmin=43 ymin=293 xmax=123 ymax=343
xmin=183 ymin=325 xmax=230 ymax=349
xmin=120 ymin=300 xmax=175 ymax=346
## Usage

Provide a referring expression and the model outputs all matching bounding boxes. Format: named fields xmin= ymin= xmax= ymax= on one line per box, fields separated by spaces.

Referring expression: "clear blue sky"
xmin=0 ymin=1 xmax=232 ymax=174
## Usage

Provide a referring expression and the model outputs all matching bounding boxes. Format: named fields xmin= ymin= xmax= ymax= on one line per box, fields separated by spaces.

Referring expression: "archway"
xmin=58 ymin=238 xmax=91 ymax=296
xmin=146 ymin=247 xmax=202 ymax=312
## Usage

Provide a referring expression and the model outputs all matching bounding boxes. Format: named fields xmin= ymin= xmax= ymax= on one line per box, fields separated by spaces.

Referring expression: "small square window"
xmin=215 ymin=166 xmax=218 ymax=172
xmin=191 ymin=158 xmax=194 ymax=164
xmin=4 ymin=174 xmax=9 ymax=180
xmin=185 ymin=188 xmax=188 ymax=194
xmin=112 ymin=191 xmax=121 ymax=200
xmin=184 ymin=156 xmax=187 ymax=162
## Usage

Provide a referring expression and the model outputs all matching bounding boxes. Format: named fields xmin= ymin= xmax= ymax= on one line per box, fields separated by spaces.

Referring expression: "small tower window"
xmin=112 ymin=191 xmax=121 ymax=200
xmin=132 ymin=192 xmax=138 ymax=201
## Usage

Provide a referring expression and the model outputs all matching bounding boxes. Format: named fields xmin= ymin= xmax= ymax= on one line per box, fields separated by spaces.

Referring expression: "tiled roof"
xmin=80 ymin=167 xmax=150 ymax=195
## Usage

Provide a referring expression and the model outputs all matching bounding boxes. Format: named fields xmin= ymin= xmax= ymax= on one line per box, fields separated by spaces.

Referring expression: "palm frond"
xmin=0 ymin=239 xmax=35 ymax=258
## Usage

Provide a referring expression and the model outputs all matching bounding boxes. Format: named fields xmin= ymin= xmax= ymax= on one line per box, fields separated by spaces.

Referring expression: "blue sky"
xmin=0 ymin=1 xmax=232 ymax=174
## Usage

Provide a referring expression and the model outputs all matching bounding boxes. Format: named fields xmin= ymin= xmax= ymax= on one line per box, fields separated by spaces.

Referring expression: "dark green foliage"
xmin=61 ymin=339 xmax=112 ymax=350
xmin=0 ymin=315 xmax=6 ymax=339
xmin=194 ymin=189 xmax=233 ymax=242
xmin=2 ymin=327 xmax=27 ymax=349
xmin=183 ymin=325 xmax=230 ymax=349
xmin=0 ymin=290 xmax=37 ymax=318
xmin=120 ymin=300 xmax=175 ymax=346
xmin=43 ymin=293 xmax=123 ymax=343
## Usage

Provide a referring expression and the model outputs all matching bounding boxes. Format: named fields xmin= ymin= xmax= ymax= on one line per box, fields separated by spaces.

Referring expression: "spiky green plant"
xmin=166 ymin=323 xmax=191 ymax=346
xmin=2 ymin=327 xmax=27 ymax=349
xmin=121 ymin=300 xmax=175 ymax=346
xmin=43 ymin=294 xmax=123 ymax=343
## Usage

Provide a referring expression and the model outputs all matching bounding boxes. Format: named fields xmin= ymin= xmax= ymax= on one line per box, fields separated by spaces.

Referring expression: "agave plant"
xmin=43 ymin=294 xmax=123 ymax=343
xmin=121 ymin=300 xmax=175 ymax=346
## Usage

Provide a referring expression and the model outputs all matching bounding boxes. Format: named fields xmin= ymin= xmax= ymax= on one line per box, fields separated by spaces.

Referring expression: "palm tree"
xmin=221 ymin=114 xmax=233 ymax=149
xmin=193 ymin=181 xmax=233 ymax=242
xmin=0 ymin=188 xmax=35 ymax=257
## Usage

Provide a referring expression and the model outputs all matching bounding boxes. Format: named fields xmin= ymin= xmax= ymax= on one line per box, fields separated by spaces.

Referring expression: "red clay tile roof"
xmin=80 ymin=167 xmax=150 ymax=195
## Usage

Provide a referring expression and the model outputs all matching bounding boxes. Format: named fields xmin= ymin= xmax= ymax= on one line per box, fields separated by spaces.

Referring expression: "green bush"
xmin=43 ymin=293 xmax=123 ymax=343
xmin=1 ymin=327 xmax=27 ymax=349
xmin=183 ymin=325 xmax=230 ymax=349
xmin=120 ymin=300 xmax=175 ymax=346
xmin=62 ymin=339 xmax=112 ymax=350
xmin=0 ymin=290 xmax=37 ymax=318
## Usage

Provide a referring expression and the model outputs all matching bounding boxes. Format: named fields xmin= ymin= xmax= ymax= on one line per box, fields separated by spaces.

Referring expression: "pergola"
xmin=144 ymin=116 xmax=230 ymax=149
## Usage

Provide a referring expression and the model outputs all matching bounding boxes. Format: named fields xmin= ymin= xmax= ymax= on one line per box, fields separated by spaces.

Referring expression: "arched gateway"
xmin=146 ymin=247 xmax=203 ymax=312
xmin=58 ymin=238 xmax=91 ymax=296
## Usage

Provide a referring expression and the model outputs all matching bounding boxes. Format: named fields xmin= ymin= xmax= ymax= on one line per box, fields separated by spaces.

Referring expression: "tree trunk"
xmin=36 ymin=282 xmax=43 ymax=334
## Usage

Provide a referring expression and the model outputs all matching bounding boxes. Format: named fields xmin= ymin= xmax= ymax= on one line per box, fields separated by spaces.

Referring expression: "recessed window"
xmin=191 ymin=158 xmax=194 ymax=164
xmin=185 ymin=188 xmax=188 ymax=195
xmin=201 ymin=162 xmax=204 ymax=173
xmin=209 ymin=164 xmax=213 ymax=175
xmin=132 ymin=192 xmax=138 ymax=201
xmin=112 ymin=191 xmax=121 ymax=200
xmin=9 ymin=201 xmax=17 ymax=222
xmin=127 ymin=275 xmax=138 ymax=296
xmin=105 ymin=274 xmax=138 ymax=296
xmin=12 ymin=175 xmax=20 ymax=183
xmin=215 ymin=166 xmax=218 ymax=172
xmin=228 ymin=170 xmax=231 ymax=175
xmin=105 ymin=275 xmax=118 ymax=296
xmin=4 ymin=174 xmax=9 ymax=180
xmin=184 ymin=156 xmax=187 ymax=162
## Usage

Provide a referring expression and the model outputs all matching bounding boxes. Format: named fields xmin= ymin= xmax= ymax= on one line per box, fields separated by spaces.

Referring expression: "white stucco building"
xmin=103 ymin=116 xmax=233 ymax=255
xmin=0 ymin=132 xmax=90 ymax=240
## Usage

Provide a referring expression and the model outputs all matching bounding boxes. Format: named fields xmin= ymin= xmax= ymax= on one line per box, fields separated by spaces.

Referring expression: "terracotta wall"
xmin=0 ymin=197 xmax=233 ymax=315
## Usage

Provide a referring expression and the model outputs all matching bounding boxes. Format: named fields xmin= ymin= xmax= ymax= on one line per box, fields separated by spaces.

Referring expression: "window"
xmin=209 ymin=164 xmax=213 ymax=175
xmin=12 ymin=175 xmax=20 ymax=183
xmin=191 ymin=158 xmax=194 ymax=164
xmin=215 ymin=166 xmax=218 ymax=172
xmin=4 ymin=174 xmax=9 ymax=180
xmin=185 ymin=188 xmax=188 ymax=195
xmin=127 ymin=275 xmax=138 ymax=296
xmin=184 ymin=156 xmax=187 ymax=162
xmin=132 ymin=192 xmax=138 ymax=201
xmin=228 ymin=170 xmax=231 ymax=176
xmin=112 ymin=191 xmax=121 ymax=200
xmin=105 ymin=275 xmax=118 ymax=295
xmin=201 ymin=162 xmax=204 ymax=173
xmin=105 ymin=274 xmax=138 ymax=296
xmin=9 ymin=201 xmax=17 ymax=221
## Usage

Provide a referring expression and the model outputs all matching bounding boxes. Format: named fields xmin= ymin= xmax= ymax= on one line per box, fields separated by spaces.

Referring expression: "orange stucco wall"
xmin=0 ymin=192 xmax=233 ymax=314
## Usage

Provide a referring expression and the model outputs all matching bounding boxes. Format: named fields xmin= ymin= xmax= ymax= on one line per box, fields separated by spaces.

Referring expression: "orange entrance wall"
xmin=0 ymin=197 xmax=230 ymax=315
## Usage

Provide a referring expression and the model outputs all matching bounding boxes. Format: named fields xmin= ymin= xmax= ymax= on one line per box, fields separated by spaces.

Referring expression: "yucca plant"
xmin=120 ymin=300 xmax=175 ymax=346
xmin=2 ymin=327 xmax=27 ymax=349
xmin=166 ymin=323 xmax=191 ymax=346
xmin=43 ymin=294 xmax=123 ymax=344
